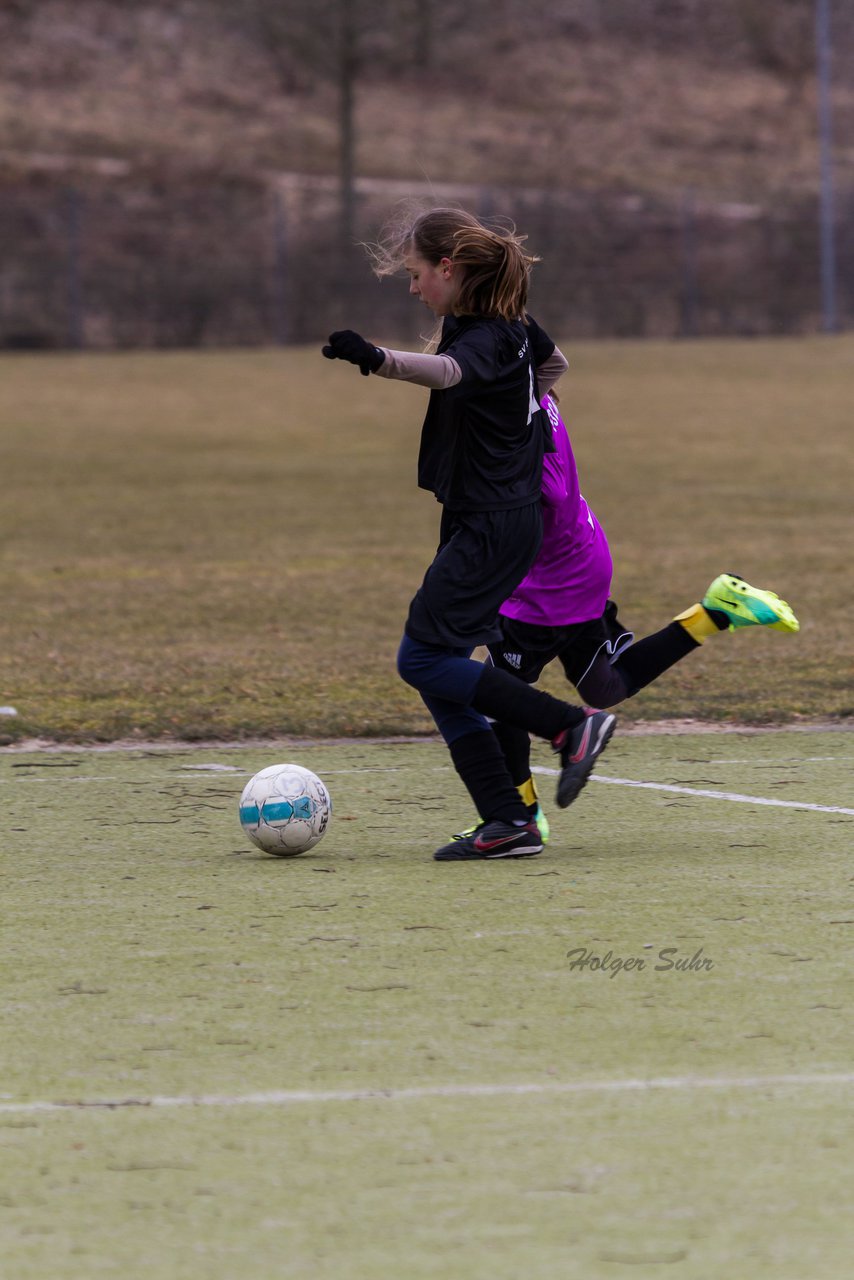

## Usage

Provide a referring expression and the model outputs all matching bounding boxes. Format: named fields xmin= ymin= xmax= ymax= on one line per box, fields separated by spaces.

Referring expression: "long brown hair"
xmin=368 ymin=205 xmax=540 ymax=321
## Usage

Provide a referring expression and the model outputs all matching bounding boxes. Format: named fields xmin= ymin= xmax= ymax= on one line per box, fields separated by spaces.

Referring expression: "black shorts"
xmin=487 ymin=600 xmax=634 ymax=688
xmin=405 ymin=503 xmax=543 ymax=649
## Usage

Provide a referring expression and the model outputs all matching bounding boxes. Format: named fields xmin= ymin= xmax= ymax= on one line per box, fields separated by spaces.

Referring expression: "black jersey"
xmin=416 ymin=314 xmax=556 ymax=512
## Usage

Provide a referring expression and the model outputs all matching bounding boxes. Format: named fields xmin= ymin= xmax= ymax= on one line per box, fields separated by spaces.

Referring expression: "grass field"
xmin=2 ymin=728 xmax=853 ymax=1278
xmin=1 ymin=339 xmax=852 ymax=1277
xmin=0 ymin=338 xmax=851 ymax=742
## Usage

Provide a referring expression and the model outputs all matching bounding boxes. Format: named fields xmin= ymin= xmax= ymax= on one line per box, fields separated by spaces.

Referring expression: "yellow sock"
xmin=517 ymin=776 xmax=538 ymax=808
xmin=673 ymin=603 xmax=720 ymax=644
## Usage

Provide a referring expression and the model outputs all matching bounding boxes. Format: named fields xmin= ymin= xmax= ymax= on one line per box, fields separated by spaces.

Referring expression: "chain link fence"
xmin=0 ymin=168 xmax=850 ymax=349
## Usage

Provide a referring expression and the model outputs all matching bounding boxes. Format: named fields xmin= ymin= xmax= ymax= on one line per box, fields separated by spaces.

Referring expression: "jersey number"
xmin=527 ymin=364 xmax=539 ymax=425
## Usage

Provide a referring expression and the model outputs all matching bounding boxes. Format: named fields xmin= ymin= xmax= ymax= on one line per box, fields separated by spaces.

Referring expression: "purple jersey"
xmin=500 ymin=396 xmax=612 ymax=626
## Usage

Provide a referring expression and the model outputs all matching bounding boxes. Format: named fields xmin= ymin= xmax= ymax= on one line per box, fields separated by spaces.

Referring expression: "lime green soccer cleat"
xmin=451 ymin=804 xmax=551 ymax=846
xmin=530 ymin=804 xmax=550 ymax=844
xmin=702 ymin=573 xmax=800 ymax=633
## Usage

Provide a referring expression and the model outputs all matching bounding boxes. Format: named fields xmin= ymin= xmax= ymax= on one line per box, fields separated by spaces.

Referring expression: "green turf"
xmin=0 ymin=338 xmax=851 ymax=742
xmin=2 ymin=730 xmax=852 ymax=1278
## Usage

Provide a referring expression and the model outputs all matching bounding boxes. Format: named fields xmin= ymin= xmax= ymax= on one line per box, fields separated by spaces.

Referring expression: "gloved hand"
xmin=322 ymin=330 xmax=386 ymax=376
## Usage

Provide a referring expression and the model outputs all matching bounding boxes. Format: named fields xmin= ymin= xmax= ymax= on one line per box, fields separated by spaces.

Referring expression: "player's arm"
xmin=322 ymin=330 xmax=461 ymax=388
xmin=535 ymin=346 xmax=568 ymax=399
xmin=525 ymin=315 xmax=569 ymax=399
xmin=374 ymin=347 xmax=462 ymax=388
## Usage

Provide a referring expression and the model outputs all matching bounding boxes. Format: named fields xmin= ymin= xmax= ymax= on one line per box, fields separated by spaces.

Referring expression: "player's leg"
xmin=399 ymin=656 xmax=543 ymax=861
xmin=555 ymin=571 xmax=798 ymax=710
xmin=480 ymin=616 xmax=618 ymax=810
xmin=441 ymin=721 xmax=544 ymax=861
xmin=448 ymin=720 xmax=549 ymax=843
xmin=449 ymin=721 xmax=550 ymax=844
xmin=479 ymin=623 xmax=561 ymax=841
xmin=477 ymin=613 xmax=620 ymax=812
xmin=580 ymin=574 xmax=800 ymax=704
xmin=400 ymin=508 xmax=616 ymax=824
xmin=491 ymin=721 xmax=549 ymax=835
xmin=398 ymin=634 xmax=613 ymax=823
xmin=575 ymin=609 xmax=697 ymax=706
xmin=469 ymin=662 xmax=615 ymax=810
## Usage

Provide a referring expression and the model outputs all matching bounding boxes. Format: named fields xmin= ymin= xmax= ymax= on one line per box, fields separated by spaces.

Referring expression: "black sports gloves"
xmin=322 ymin=330 xmax=386 ymax=376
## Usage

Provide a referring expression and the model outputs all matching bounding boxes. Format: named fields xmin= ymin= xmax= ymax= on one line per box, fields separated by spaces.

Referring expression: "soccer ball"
xmin=238 ymin=763 xmax=332 ymax=856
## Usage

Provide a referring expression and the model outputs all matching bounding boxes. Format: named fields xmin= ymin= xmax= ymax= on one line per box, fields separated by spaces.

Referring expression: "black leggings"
xmin=488 ymin=615 xmax=699 ymax=786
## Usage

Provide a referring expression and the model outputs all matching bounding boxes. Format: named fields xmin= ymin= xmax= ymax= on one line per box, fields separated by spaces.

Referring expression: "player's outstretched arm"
xmin=322 ymin=331 xmax=462 ymax=389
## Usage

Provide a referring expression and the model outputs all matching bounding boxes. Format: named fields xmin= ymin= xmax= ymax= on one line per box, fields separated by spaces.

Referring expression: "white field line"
xmin=533 ymin=767 xmax=854 ymax=816
xmin=682 ymin=756 xmax=854 ymax=765
xmin=1 ymin=1072 xmax=853 ymax=1115
xmin=3 ymin=762 xmax=852 ymax=815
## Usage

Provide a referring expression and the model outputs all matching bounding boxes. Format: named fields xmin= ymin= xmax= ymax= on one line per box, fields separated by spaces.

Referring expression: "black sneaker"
xmin=434 ymin=819 xmax=543 ymax=861
xmin=553 ymin=710 xmax=616 ymax=809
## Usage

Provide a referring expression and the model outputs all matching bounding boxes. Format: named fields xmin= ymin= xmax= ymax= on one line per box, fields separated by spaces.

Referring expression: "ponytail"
xmin=450 ymin=223 xmax=537 ymax=320
xmin=366 ymin=204 xmax=540 ymax=321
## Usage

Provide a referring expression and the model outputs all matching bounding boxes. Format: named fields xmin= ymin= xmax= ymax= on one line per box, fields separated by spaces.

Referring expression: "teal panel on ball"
xmin=263 ymin=800 xmax=294 ymax=822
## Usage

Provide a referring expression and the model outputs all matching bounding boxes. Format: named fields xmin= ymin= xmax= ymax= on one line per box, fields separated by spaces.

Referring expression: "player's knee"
xmin=396 ymin=638 xmax=417 ymax=687
xmin=438 ymin=710 xmax=491 ymax=746
xmin=577 ymin=666 xmax=630 ymax=709
xmin=396 ymin=634 xmax=433 ymax=690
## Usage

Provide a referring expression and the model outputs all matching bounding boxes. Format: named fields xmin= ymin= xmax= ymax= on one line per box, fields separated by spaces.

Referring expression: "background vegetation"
xmin=4 ymin=0 xmax=852 ymax=195
xmin=0 ymin=339 xmax=849 ymax=744
xmin=2 ymin=0 xmax=854 ymax=346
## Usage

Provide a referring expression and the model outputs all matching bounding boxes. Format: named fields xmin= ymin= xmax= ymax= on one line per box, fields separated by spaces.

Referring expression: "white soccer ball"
xmin=238 ymin=763 xmax=332 ymax=856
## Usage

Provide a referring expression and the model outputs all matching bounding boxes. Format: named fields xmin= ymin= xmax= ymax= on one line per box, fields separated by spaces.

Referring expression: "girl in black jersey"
xmin=322 ymin=207 xmax=615 ymax=860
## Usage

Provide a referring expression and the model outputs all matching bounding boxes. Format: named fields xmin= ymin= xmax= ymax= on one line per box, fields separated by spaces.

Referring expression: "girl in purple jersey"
xmin=465 ymin=393 xmax=800 ymax=842
xmin=501 ymin=392 xmax=614 ymax=633
xmin=322 ymin=206 xmax=616 ymax=861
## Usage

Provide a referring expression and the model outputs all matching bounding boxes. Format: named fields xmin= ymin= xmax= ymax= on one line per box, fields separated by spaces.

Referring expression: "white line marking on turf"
xmin=532 ymin=768 xmax=854 ymax=816
xmin=3 ymin=763 xmax=851 ymax=815
xmin=695 ymin=756 xmax=854 ymax=765
xmin=3 ymin=758 xmax=850 ymax=815
xmin=1 ymin=1073 xmax=852 ymax=1114
xmin=0 ymin=775 xmax=120 ymax=785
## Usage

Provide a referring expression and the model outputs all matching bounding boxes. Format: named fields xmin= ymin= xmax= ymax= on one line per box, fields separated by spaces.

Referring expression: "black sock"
xmin=471 ymin=664 xmax=584 ymax=742
xmin=704 ymin=607 xmax=730 ymax=631
xmin=492 ymin=719 xmax=534 ymax=788
xmin=612 ymin=622 xmax=699 ymax=697
xmin=448 ymin=730 xmax=528 ymax=825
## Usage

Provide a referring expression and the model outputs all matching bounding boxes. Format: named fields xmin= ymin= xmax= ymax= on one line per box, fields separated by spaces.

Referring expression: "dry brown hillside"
xmin=1 ymin=0 xmax=852 ymax=346
xmin=2 ymin=0 xmax=853 ymax=195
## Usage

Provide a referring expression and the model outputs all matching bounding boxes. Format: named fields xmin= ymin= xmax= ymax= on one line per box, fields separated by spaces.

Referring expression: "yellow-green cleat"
xmin=702 ymin=573 xmax=799 ymax=633
xmin=531 ymin=803 xmax=550 ymax=844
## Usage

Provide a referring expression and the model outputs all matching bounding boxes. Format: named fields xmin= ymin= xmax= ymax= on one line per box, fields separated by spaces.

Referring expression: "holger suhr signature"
xmin=566 ymin=946 xmax=714 ymax=978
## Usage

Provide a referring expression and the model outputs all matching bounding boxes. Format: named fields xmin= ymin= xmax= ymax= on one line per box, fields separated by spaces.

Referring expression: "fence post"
xmin=679 ymin=188 xmax=699 ymax=337
xmin=271 ymin=187 xmax=289 ymax=345
xmin=478 ymin=186 xmax=495 ymax=223
xmin=815 ymin=0 xmax=837 ymax=333
xmin=66 ymin=187 xmax=84 ymax=349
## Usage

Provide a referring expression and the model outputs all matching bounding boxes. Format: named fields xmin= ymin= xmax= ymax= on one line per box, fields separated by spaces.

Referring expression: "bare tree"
xmin=215 ymin=0 xmax=406 ymax=245
xmin=737 ymin=0 xmax=816 ymax=96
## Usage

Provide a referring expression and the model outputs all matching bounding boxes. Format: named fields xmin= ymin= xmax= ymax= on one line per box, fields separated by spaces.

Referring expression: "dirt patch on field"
xmin=1 ymin=720 xmax=851 ymax=754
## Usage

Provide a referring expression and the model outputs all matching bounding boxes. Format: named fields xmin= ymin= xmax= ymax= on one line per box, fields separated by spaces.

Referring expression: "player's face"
xmin=404 ymin=251 xmax=458 ymax=316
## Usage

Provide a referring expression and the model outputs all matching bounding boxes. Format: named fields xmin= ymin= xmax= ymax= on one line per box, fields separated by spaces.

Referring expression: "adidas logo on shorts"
xmin=503 ymin=651 xmax=522 ymax=670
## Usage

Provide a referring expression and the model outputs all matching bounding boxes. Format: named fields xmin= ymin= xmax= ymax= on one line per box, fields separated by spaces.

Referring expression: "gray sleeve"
xmin=536 ymin=346 xmax=569 ymax=399
xmin=373 ymin=348 xmax=462 ymax=389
